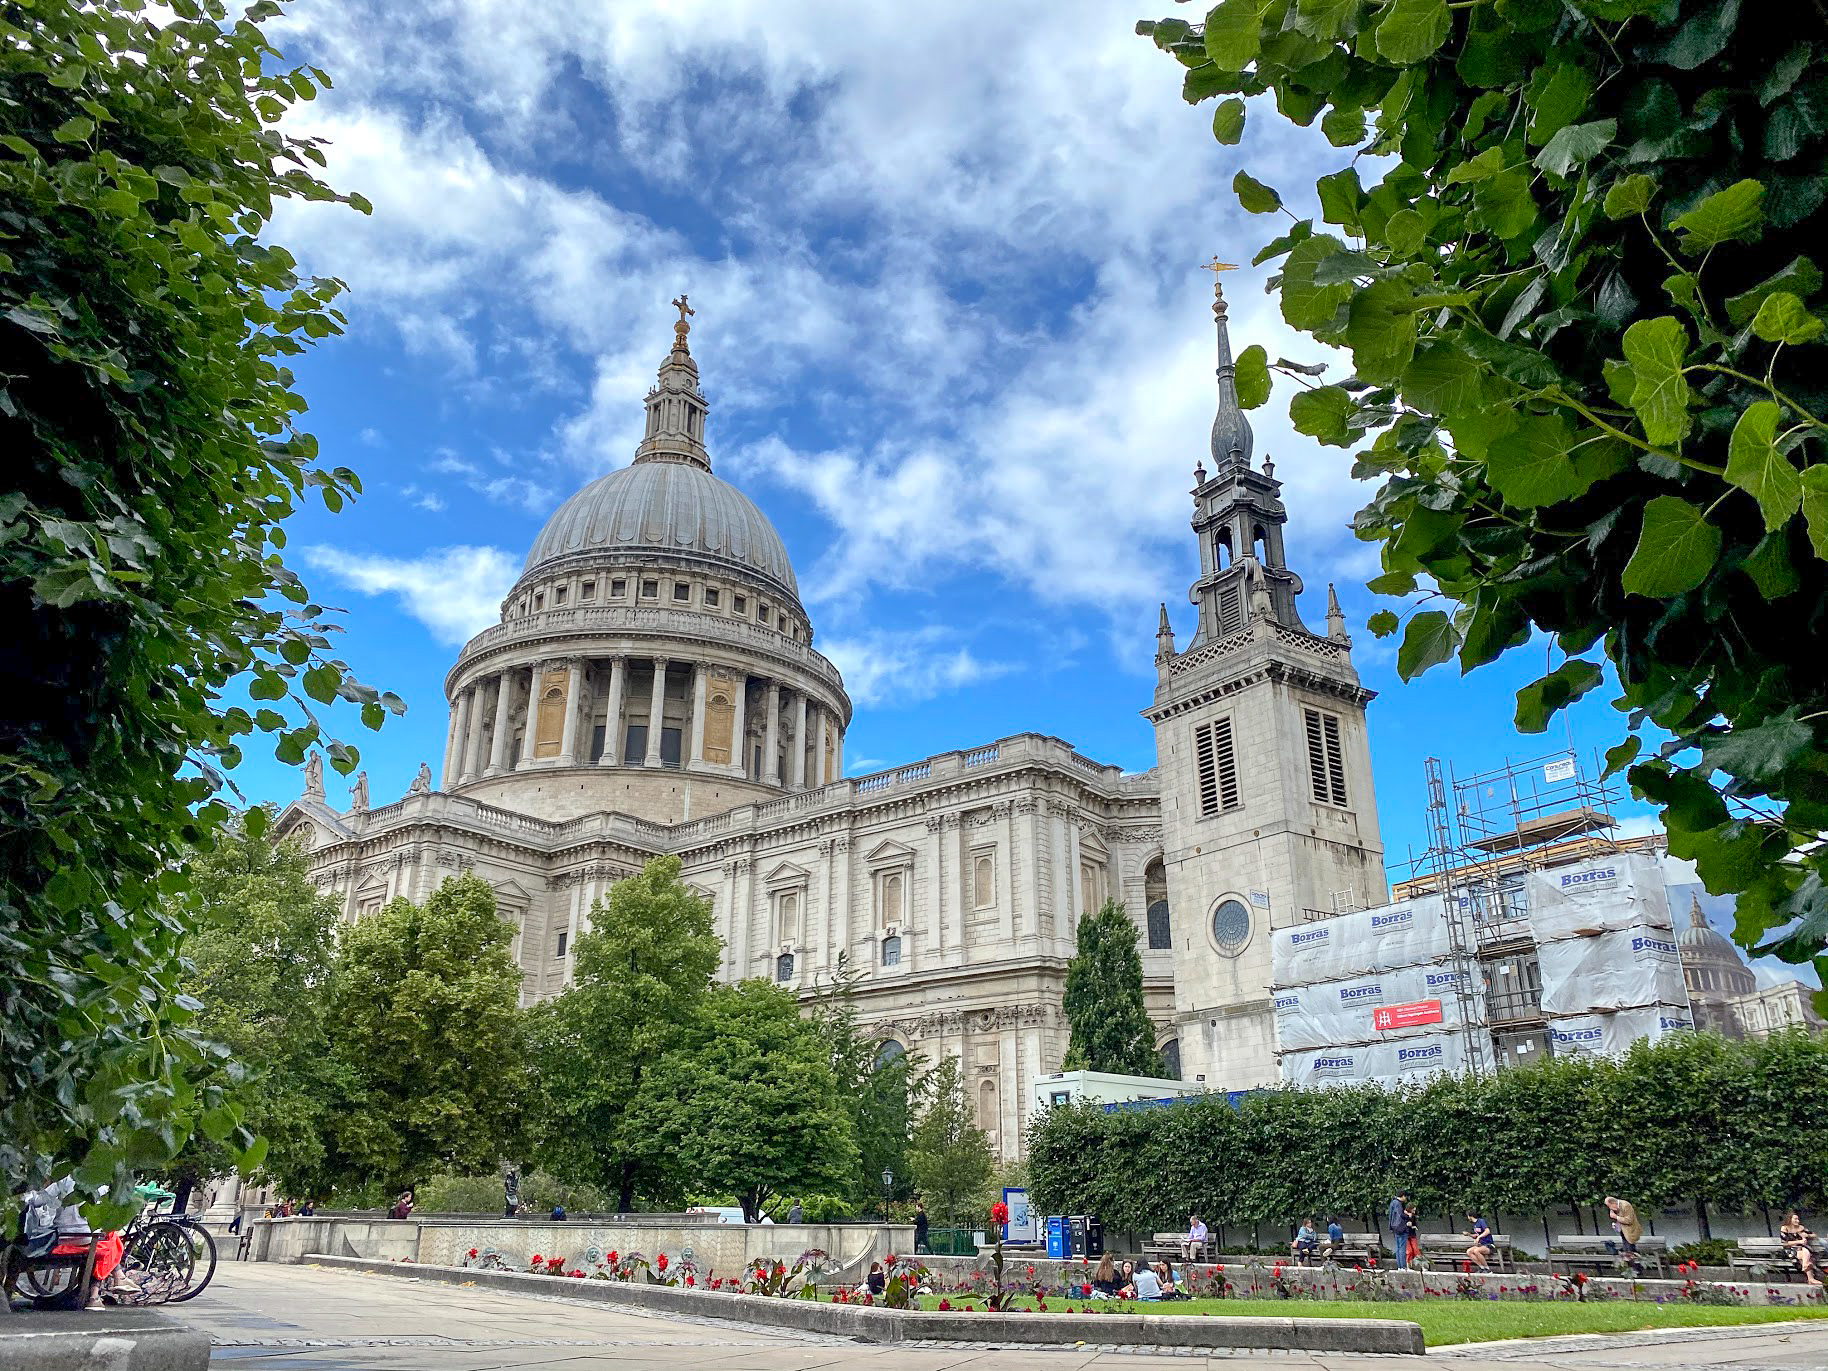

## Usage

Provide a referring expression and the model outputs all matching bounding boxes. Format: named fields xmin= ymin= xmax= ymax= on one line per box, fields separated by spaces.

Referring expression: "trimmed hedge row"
xmin=1027 ymin=1030 xmax=1828 ymax=1234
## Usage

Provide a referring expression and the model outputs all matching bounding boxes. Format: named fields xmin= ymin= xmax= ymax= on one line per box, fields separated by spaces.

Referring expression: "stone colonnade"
xmin=443 ymin=656 xmax=843 ymax=790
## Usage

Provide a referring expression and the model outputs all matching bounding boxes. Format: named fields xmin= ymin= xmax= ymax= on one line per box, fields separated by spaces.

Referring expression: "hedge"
xmin=1027 ymin=1030 xmax=1828 ymax=1236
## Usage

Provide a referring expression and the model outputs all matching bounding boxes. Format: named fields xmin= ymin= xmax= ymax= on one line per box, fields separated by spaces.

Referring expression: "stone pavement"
xmin=180 ymin=1262 xmax=1828 ymax=1370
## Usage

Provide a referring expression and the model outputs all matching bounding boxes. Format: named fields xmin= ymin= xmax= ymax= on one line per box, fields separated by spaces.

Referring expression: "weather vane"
xmin=1200 ymin=257 xmax=1238 ymax=274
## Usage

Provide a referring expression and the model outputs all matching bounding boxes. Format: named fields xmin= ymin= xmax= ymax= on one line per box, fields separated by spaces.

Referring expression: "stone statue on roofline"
xmin=304 ymin=750 xmax=324 ymax=800
xmin=410 ymin=762 xmax=433 ymax=794
xmin=349 ymin=770 xmax=369 ymax=813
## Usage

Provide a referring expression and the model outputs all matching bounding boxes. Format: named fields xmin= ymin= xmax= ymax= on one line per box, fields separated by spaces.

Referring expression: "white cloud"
xmin=819 ymin=627 xmax=1015 ymax=708
xmin=299 ymin=544 xmax=517 ymax=646
xmin=400 ymin=484 xmax=446 ymax=512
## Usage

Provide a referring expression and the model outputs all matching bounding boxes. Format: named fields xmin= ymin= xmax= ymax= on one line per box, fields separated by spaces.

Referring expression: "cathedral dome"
xmin=522 ymin=459 xmax=799 ymax=598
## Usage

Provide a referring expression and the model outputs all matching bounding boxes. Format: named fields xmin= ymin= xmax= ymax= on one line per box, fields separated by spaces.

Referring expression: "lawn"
xmin=905 ymin=1295 xmax=1828 ymax=1346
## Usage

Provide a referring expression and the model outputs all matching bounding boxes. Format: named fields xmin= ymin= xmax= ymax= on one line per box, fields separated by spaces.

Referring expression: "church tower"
xmin=1144 ymin=273 xmax=1387 ymax=1091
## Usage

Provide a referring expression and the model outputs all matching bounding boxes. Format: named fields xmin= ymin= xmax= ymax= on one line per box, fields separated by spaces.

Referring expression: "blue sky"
xmin=241 ymin=0 xmax=1667 ymax=899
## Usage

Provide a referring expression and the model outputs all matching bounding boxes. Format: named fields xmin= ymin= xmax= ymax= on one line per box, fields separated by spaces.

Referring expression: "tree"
xmin=907 ymin=1055 xmax=995 ymax=1226
xmin=164 ymin=807 xmax=342 ymax=1205
xmin=1138 ymin=4 xmax=1828 ymax=1002
xmin=323 ymin=875 xmax=524 ymax=1189
xmin=641 ymin=981 xmax=858 ymax=1223
xmin=0 ymin=0 xmax=389 ymax=1214
xmin=810 ymin=953 xmax=919 ymax=1210
xmin=526 ymin=856 xmax=720 ymax=1210
xmin=1062 ymin=900 xmax=1165 ymax=1076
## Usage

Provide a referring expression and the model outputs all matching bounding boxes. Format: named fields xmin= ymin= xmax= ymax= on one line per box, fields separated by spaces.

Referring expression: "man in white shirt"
xmin=1182 ymin=1215 xmax=1209 ymax=1262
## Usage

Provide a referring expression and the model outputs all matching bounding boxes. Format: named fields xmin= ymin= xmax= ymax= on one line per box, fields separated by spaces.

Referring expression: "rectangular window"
xmin=704 ymin=587 xmax=720 ymax=607
xmin=640 ymin=579 xmax=659 ymax=599
xmin=1192 ymin=717 xmax=1240 ymax=817
xmin=556 ymin=930 xmax=568 ymax=959
xmin=1216 ymin=584 xmax=1243 ymax=634
xmin=1304 ymin=708 xmax=1349 ymax=806
xmin=660 ymin=726 xmax=682 ymax=767
xmin=672 ymin=582 xmax=690 ymax=602
xmin=589 ymin=722 xmax=606 ymax=762
xmin=553 ymin=585 xmax=568 ymax=606
xmin=533 ymin=592 xmax=544 ymax=611
xmin=610 ymin=577 xmax=627 ymax=598
xmin=733 ymin=593 xmax=748 ymax=614
xmin=581 ymin=580 xmax=596 ymax=602
xmin=623 ymin=723 xmax=647 ymax=765
xmin=759 ymin=604 xmax=771 ymax=624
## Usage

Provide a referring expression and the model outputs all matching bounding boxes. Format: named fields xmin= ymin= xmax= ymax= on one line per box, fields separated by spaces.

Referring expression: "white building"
xmin=275 ymin=283 xmax=1386 ymax=1157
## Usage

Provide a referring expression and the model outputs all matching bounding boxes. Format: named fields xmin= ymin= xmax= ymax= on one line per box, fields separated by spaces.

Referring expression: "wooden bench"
xmin=1551 ymin=1233 xmax=1667 ymax=1278
xmin=1417 ymin=1231 xmax=1515 ymax=1271
xmin=1142 ymin=1231 xmax=1195 ymax=1260
xmin=1730 ymin=1236 xmax=1826 ymax=1283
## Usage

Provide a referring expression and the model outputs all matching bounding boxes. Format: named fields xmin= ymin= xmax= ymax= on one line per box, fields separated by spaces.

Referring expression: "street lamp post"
xmin=881 ymin=1168 xmax=893 ymax=1221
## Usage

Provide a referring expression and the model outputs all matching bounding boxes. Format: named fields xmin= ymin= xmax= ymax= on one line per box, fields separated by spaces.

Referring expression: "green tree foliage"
xmin=323 ymin=875 xmax=524 ymax=1190
xmin=163 ymin=807 xmax=341 ymax=1203
xmin=1140 ymin=3 xmax=1828 ymax=999
xmin=0 ymin=0 xmax=388 ymax=1211
xmin=526 ymin=856 xmax=719 ymax=1211
xmin=1029 ymin=1031 xmax=1828 ymax=1235
xmin=641 ymin=981 xmax=858 ymax=1223
xmin=415 ymin=1169 xmax=610 ymax=1216
xmin=907 ymin=1055 xmax=995 ymax=1226
xmin=1062 ymin=901 xmax=1165 ymax=1076
xmin=811 ymin=953 xmax=919 ymax=1209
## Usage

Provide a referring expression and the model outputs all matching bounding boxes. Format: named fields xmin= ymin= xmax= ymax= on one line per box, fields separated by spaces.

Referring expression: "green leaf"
xmin=1384 ymin=208 xmax=1427 ymax=254
xmin=1203 ymin=0 xmax=1265 ymax=70
xmin=1345 ymin=278 xmax=1418 ymax=382
xmin=1656 ymin=0 xmax=1740 ymax=70
xmin=1234 ymin=344 xmax=1271 ymax=409
xmin=1670 ymin=179 xmax=1765 ymax=252
xmin=1288 ymin=385 xmax=1357 ymax=444
xmin=1750 ymin=292 xmax=1825 ymax=345
xmin=1367 ymin=609 xmax=1400 ymax=636
xmin=1602 ymin=735 xmax=1643 ymax=777
xmin=1375 ymin=0 xmax=1450 ymax=64
xmin=1212 ymin=98 xmax=1246 ymax=145
xmin=1622 ymin=496 xmax=1721 ymax=597
xmin=1515 ymin=660 xmax=1605 ymax=733
xmin=200 ymin=1104 xmax=238 ymax=1143
xmin=1320 ymin=106 xmax=1367 ymax=147
xmin=345 ymin=190 xmax=373 ymax=215
xmin=302 ymin=663 xmax=340 ymax=704
xmin=238 ymin=1136 xmax=270 ymax=1173
xmin=1620 ymin=316 xmax=1693 ymax=446
xmin=1445 ymin=146 xmax=1507 ymax=185
xmin=1401 ymin=346 xmax=1489 ymax=415
xmin=1280 ymin=234 xmax=1351 ymax=330
xmin=1485 ymin=413 xmax=1595 ymax=507
xmin=1534 ymin=120 xmax=1615 ymax=178
xmin=1724 ymin=401 xmax=1802 ymax=531
xmin=1700 ymin=708 xmax=1815 ymax=783
xmin=1742 ymin=532 xmax=1800 ymax=600
xmin=1397 ymin=609 xmax=1458 ymax=681
xmin=1233 ymin=170 xmax=1283 ymax=214
xmin=53 ymin=116 xmax=95 ymax=143
xmin=1603 ymin=174 xmax=1657 ymax=219
xmin=1526 ymin=63 xmax=1592 ymax=145
xmin=1292 ymin=0 xmax=1358 ymax=39
xmin=1473 ymin=169 xmax=1538 ymax=240
xmin=1799 ymin=466 xmax=1828 ymax=559
xmin=1726 ymin=258 xmax=1823 ymax=327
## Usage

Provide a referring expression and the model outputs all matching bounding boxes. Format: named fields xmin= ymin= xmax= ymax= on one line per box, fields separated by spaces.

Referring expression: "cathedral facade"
xmin=276 ymin=286 xmax=1384 ymax=1158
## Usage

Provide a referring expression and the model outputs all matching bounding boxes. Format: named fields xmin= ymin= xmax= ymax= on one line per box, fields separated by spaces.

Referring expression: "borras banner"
xmin=1274 ymin=966 xmax=1467 ymax=1050
xmin=1548 ymin=1007 xmax=1693 ymax=1057
xmin=1271 ymin=900 xmax=1454 ymax=987
xmin=1280 ymin=1031 xmax=1466 ymax=1089
xmin=1537 ymin=922 xmax=1689 ymax=1015
xmin=1526 ymin=852 xmax=1673 ymax=944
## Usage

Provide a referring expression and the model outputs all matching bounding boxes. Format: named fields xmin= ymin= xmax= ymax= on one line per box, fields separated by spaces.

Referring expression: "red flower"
xmin=467 ymin=1247 xmax=479 ymax=1259
xmin=657 ymin=1253 xmax=669 ymax=1272
xmin=569 ymin=1270 xmax=584 ymax=1279
xmin=938 ymin=1299 xmax=952 ymax=1311
xmin=530 ymin=1254 xmax=543 ymax=1264
xmin=1027 ymin=1264 xmax=1036 ymax=1278
xmin=607 ymin=1250 xmax=618 ymax=1264
xmin=887 ymin=1253 xmax=898 ymax=1266
xmin=685 ymin=1274 xmax=695 ymax=1287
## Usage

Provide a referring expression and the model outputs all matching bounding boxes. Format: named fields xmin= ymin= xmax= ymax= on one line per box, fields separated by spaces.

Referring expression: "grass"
xmin=900 ymin=1294 xmax=1828 ymax=1346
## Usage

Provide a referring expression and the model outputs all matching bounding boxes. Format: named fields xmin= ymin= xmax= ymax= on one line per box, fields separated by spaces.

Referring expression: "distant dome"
xmin=1678 ymin=919 xmax=1745 ymax=964
xmin=522 ymin=459 xmax=798 ymax=598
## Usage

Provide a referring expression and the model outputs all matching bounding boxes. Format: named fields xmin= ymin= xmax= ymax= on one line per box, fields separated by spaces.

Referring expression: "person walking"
xmin=787 ymin=1198 xmax=803 ymax=1224
xmin=913 ymin=1199 xmax=929 ymax=1254
xmin=1387 ymin=1191 xmax=1411 ymax=1270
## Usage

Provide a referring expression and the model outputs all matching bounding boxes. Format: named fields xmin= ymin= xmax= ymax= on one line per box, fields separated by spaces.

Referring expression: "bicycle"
xmin=120 ymin=1184 xmax=218 ymax=1303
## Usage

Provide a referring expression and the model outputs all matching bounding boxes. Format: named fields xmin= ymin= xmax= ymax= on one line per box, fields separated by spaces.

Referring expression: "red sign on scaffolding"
xmin=1373 ymin=1000 xmax=1444 ymax=1032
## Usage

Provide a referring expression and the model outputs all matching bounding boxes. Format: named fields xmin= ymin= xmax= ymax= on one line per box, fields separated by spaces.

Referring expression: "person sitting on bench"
xmin=1464 ymin=1212 xmax=1495 ymax=1269
xmin=1782 ymin=1210 xmax=1823 ymax=1288
xmin=1182 ymin=1215 xmax=1208 ymax=1262
xmin=1290 ymin=1217 xmax=1319 ymax=1266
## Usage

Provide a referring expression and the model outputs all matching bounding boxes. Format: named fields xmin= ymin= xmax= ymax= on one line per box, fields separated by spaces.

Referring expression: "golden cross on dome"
xmin=671 ymin=293 xmax=694 ymax=324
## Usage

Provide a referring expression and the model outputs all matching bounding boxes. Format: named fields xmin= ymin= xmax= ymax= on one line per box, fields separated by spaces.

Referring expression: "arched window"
xmin=973 ymin=853 xmax=995 ymax=910
xmin=1144 ymin=857 xmax=1171 ymax=951
xmin=880 ymin=934 xmax=902 ymax=967
xmin=1161 ymin=1039 xmax=1182 ymax=1080
xmin=977 ymin=1079 xmax=999 ymax=1137
xmin=875 ymin=1039 xmax=906 ymax=1071
xmin=881 ymin=872 xmax=903 ymax=927
xmin=775 ymin=951 xmax=794 ymax=982
xmin=777 ymin=891 xmax=800 ymax=944
xmin=1215 ymin=528 xmax=1233 ymax=569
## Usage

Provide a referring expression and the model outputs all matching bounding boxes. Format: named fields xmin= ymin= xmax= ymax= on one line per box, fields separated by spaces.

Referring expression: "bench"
xmin=1730 ymin=1236 xmax=1826 ymax=1283
xmin=1551 ymin=1233 xmax=1667 ymax=1278
xmin=1417 ymin=1231 xmax=1515 ymax=1271
xmin=1143 ymin=1231 xmax=1195 ymax=1260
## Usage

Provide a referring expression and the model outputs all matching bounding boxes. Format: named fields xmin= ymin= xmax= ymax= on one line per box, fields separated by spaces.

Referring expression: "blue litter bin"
xmin=1045 ymin=1216 xmax=1068 ymax=1260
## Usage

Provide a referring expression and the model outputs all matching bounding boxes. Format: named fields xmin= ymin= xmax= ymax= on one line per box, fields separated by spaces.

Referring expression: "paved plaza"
xmin=175 ymin=1262 xmax=1828 ymax=1371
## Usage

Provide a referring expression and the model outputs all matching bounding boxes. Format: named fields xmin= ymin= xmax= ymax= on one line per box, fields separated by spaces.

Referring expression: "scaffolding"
xmin=1411 ymin=747 xmax=1641 ymax=1077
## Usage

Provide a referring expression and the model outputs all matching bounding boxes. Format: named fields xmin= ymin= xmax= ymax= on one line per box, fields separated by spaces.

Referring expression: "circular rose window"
xmin=1211 ymin=897 xmax=1251 ymax=955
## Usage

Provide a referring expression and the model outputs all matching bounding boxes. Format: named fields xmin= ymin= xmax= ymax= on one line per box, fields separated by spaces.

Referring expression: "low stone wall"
xmin=0 ymin=1309 xmax=209 ymax=1371
xmin=913 ymin=1253 xmax=1826 ymax=1307
xmin=304 ymin=1255 xmax=1426 ymax=1353
xmin=250 ymin=1216 xmax=909 ymax=1284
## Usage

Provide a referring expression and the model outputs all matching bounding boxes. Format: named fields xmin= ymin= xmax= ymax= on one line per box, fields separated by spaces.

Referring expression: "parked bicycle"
xmin=121 ymin=1183 xmax=218 ymax=1303
xmin=4 ymin=1181 xmax=216 ymax=1309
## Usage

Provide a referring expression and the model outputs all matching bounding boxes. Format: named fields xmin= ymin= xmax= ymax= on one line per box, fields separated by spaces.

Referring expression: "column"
xmin=557 ymin=658 xmax=584 ymax=765
xmin=927 ymin=815 xmax=946 ymax=957
xmin=445 ymin=687 xmax=472 ymax=787
xmin=461 ymin=684 xmax=487 ymax=782
xmin=791 ymin=692 xmax=808 ymax=788
xmin=764 ymin=682 xmax=781 ymax=783
xmin=1019 ymin=801 xmax=1041 ymax=943
xmin=816 ymin=707 xmax=831 ymax=786
xmin=689 ymin=663 xmax=708 ymax=765
xmin=730 ymin=675 xmax=748 ymax=778
xmin=644 ymin=658 xmax=667 ymax=767
xmin=998 ymin=803 xmax=1016 ymax=943
xmin=486 ymin=668 xmax=515 ymax=776
xmin=599 ymin=656 xmax=626 ymax=766
xmin=835 ymin=727 xmax=844 ymax=779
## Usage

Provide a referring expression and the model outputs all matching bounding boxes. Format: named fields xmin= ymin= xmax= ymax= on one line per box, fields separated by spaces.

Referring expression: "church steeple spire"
xmin=1689 ymin=892 xmax=1708 ymax=929
xmin=633 ymin=295 xmax=712 ymax=472
xmin=1203 ymin=261 xmax=1254 ymax=470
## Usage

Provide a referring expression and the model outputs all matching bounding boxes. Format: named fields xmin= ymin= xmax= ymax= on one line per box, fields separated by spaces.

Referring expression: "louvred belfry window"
xmin=1304 ymin=708 xmax=1348 ymax=807
xmin=1193 ymin=718 xmax=1239 ymax=817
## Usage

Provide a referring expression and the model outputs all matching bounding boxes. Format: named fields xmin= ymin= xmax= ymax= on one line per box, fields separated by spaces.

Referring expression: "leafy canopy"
xmin=0 ymin=0 xmax=388 ymax=1213
xmin=1141 ymin=1 xmax=1828 ymax=1002
xmin=907 ymin=1055 xmax=996 ymax=1226
xmin=810 ymin=953 xmax=921 ymax=1210
xmin=1062 ymin=900 xmax=1166 ymax=1077
xmin=527 ymin=856 xmax=720 ymax=1211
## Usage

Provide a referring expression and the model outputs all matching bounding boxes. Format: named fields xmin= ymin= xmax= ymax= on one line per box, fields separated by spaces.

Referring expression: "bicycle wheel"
xmin=165 ymin=1221 xmax=217 ymax=1301
xmin=125 ymin=1220 xmax=194 ymax=1301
